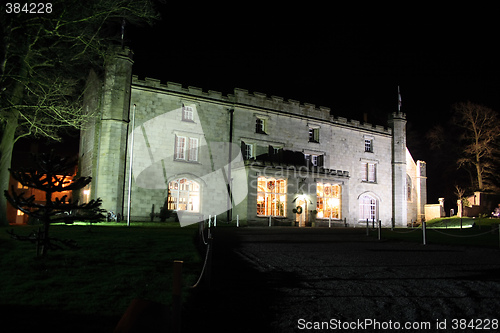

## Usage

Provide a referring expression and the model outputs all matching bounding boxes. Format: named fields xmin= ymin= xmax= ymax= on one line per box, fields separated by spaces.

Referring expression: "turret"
xmin=388 ymin=111 xmax=407 ymax=226
xmin=94 ymin=47 xmax=134 ymax=215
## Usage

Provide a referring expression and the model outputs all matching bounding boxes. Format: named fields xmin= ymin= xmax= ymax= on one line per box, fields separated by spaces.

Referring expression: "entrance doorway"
xmin=295 ymin=198 xmax=308 ymax=227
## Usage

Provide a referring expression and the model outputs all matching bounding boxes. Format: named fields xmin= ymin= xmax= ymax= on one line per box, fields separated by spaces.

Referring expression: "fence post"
xmin=378 ymin=220 xmax=381 ymax=240
xmin=172 ymin=260 xmax=183 ymax=333
xmin=206 ymin=236 xmax=213 ymax=289
xmin=422 ymin=221 xmax=427 ymax=245
xmin=366 ymin=219 xmax=369 ymax=236
xmin=269 ymin=215 xmax=272 ymax=227
xmin=214 ymin=214 xmax=217 ymax=227
xmin=236 ymin=214 xmax=239 ymax=227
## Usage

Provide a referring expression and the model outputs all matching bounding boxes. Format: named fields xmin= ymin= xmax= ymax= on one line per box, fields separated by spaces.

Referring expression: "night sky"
xmin=129 ymin=22 xmax=500 ymax=125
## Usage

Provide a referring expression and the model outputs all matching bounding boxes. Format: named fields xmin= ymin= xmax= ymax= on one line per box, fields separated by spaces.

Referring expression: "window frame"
xmin=359 ymin=194 xmax=377 ymax=221
xmin=175 ymin=135 xmax=186 ymax=160
xmin=364 ymin=139 xmax=373 ymax=152
xmin=244 ymin=143 xmax=254 ymax=160
xmin=188 ymin=137 xmax=199 ymax=162
xmin=406 ymin=174 xmax=412 ymax=202
xmin=255 ymin=118 xmax=266 ymax=134
xmin=364 ymin=135 xmax=374 ymax=153
xmin=308 ymin=127 xmax=320 ymax=143
xmin=168 ymin=178 xmax=200 ymax=212
xmin=256 ymin=176 xmax=287 ymax=217
xmin=316 ymin=182 xmax=341 ymax=219
xmin=182 ymin=104 xmax=194 ymax=122
xmin=175 ymin=135 xmax=199 ymax=162
xmin=362 ymin=162 xmax=377 ymax=183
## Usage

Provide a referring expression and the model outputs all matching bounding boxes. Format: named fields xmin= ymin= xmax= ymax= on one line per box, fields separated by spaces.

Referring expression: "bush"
xmin=159 ymin=199 xmax=172 ymax=222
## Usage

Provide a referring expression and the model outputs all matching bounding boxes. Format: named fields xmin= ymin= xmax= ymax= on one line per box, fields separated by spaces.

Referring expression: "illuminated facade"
xmin=79 ymin=48 xmax=427 ymax=227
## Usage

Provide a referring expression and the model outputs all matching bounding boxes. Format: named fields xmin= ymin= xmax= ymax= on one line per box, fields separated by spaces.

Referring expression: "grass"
xmin=425 ymin=216 xmax=500 ymax=228
xmin=0 ymin=222 xmax=202 ymax=330
xmin=378 ymin=218 xmax=500 ymax=248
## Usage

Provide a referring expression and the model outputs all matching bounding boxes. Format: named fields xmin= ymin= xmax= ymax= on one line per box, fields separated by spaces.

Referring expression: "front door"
xmin=295 ymin=198 xmax=307 ymax=227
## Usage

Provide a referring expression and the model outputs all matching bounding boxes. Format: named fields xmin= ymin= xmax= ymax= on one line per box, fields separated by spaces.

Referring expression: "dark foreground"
xmin=185 ymin=227 xmax=500 ymax=333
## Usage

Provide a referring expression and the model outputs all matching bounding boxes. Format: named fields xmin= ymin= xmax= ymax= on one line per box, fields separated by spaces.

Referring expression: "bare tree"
xmin=0 ymin=0 xmax=160 ymax=225
xmin=454 ymin=184 xmax=466 ymax=217
xmin=453 ymin=101 xmax=500 ymax=192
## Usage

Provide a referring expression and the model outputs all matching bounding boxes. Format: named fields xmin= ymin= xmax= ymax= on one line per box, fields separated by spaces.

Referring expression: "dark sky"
xmin=128 ymin=20 xmax=499 ymax=203
xmin=129 ymin=21 xmax=499 ymax=131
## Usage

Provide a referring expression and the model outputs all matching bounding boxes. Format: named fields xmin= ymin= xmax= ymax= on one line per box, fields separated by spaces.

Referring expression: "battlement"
xmin=131 ymin=75 xmax=391 ymax=135
xmin=132 ymin=76 xmax=231 ymax=103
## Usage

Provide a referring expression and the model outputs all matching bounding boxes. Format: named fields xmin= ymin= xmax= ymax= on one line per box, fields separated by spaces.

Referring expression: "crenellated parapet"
xmin=132 ymin=75 xmax=391 ymax=135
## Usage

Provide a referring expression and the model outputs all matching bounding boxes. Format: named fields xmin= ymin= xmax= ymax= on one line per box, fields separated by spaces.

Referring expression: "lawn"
xmin=426 ymin=216 xmax=500 ymax=228
xmin=0 ymin=222 xmax=202 ymax=331
xmin=378 ymin=218 xmax=500 ymax=248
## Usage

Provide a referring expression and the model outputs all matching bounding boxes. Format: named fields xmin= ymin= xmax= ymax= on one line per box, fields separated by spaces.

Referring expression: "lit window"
xmin=257 ymin=176 xmax=287 ymax=217
xmin=359 ymin=194 xmax=377 ymax=220
xmin=316 ymin=183 xmax=341 ymax=219
xmin=168 ymin=178 xmax=200 ymax=212
xmin=182 ymin=104 xmax=194 ymax=121
xmin=83 ymin=186 xmax=91 ymax=204
xmin=309 ymin=127 xmax=319 ymax=143
xmin=362 ymin=163 xmax=377 ymax=182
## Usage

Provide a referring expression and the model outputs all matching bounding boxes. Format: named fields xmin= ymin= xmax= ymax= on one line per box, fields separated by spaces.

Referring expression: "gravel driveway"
xmin=186 ymin=227 xmax=500 ymax=333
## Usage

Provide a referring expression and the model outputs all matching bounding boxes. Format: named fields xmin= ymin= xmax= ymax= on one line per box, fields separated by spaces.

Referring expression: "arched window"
xmin=359 ymin=194 xmax=377 ymax=221
xmin=168 ymin=178 xmax=200 ymax=212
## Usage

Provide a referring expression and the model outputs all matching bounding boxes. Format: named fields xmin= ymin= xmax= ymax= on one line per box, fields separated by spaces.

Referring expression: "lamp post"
xmin=127 ymin=104 xmax=136 ymax=226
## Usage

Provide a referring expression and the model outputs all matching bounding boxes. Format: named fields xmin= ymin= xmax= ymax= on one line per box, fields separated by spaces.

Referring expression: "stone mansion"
xmin=79 ymin=48 xmax=427 ymax=227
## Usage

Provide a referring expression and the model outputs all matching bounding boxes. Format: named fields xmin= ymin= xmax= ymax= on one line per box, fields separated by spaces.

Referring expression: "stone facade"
xmin=79 ymin=49 xmax=427 ymax=227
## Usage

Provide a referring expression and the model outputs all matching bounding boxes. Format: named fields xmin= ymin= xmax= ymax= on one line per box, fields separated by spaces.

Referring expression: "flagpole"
xmin=127 ymin=104 xmax=136 ymax=226
xmin=398 ymin=85 xmax=402 ymax=113
xmin=121 ymin=18 xmax=126 ymax=50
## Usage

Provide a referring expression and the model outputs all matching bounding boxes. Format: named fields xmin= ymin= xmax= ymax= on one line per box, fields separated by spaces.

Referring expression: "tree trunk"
xmin=0 ymin=113 xmax=19 ymax=226
xmin=476 ymin=159 xmax=484 ymax=191
xmin=0 ymin=45 xmax=31 ymax=225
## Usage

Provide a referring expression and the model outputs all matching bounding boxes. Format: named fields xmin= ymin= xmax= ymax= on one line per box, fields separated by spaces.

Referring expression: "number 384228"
xmin=6 ymin=3 xmax=53 ymax=14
